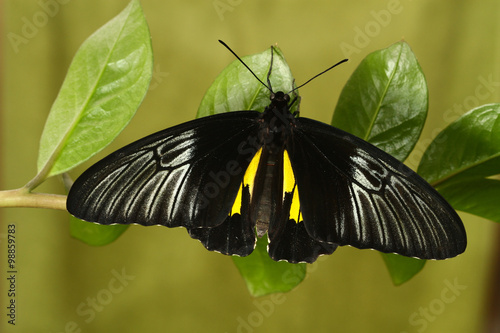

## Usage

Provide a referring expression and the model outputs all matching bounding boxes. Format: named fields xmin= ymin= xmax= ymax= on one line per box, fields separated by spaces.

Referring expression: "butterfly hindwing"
xmin=67 ymin=111 xmax=262 ymax=231
xmin=267 ymin=150 xmax=338 ymax=263
xmin=286 ymin=117 xmax=466 ymax=260
xmin=188 ymin=182 xmax=256 ymax=256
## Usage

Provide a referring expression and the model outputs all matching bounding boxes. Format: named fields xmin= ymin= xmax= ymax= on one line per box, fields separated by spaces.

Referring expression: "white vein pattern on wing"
xmin=86 ymin=124 xmax=256 ymax=226
xmin=296 ymin=130 xmax=445 ymax=255
xmin=123 ymin=130 xmax=199 ymax=224
xmin=83 ymin=164 xmax=128 ymax=218
xmin=83 ymin=152 xmax=153 ymax=221
xmin=83 ymin=134 xmax=176 ymax=221
xmin=393 ymin=176 xmax=434 ymax=252
xmin=106 ymin=151 xmax=158 ymax=222
xmin=297 ymin=132 xmax=403 ymax=247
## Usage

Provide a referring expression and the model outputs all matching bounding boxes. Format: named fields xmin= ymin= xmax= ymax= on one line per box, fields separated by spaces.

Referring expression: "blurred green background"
xmin=1 ymin=0 xmax=499 ymax=332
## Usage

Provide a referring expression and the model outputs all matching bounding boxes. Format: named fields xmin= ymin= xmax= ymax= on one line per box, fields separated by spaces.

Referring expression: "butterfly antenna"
xmin=266 ymin=46 xmax=274 ymax=92
xmin=290 ymin=58 xmax=348 ymax=93
xmin=218 ymin=40 xmax=273 ymax=93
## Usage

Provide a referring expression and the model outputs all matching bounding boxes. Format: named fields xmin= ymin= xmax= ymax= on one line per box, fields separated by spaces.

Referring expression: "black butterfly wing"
xmin=266 ymin=152 xmax=338 ymax=263
xmin=67 ymin=111 xmax=262 ymax=236
xmin=285 ymin=117 xmax=466 ymax=259
xmin=268 ymin=190 xmax=338 ymax=263
xmin=187 ymin=183 xmax=255 ymax=256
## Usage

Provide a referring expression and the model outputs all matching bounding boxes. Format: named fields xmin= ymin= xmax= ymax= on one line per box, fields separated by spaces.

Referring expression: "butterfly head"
xmin=256 ymin=91 xmax=296 ymax=151
xmin=269 ymin=91 xmax=291 ymax=109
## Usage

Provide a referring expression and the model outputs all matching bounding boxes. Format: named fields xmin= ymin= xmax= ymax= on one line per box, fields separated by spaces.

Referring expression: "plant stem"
xmin=0 ymin=188 xmax=67 ymax=210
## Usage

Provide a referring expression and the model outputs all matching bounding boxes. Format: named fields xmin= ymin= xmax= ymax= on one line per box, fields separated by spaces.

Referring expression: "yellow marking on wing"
xmin=244 ymin=147 xmax=262 ymax=194
xmin=231 ymin=183 xmax=243 ymax=216
xmin=230 ymin=148 xmax=263 ymax=216
xmin=283 ymin=150 xmax=295 ymax=194
xmin=283 ymin=150 xmax=302 ymax=223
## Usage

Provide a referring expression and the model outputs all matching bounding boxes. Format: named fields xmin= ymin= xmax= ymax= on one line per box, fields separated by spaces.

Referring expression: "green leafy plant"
xmin=0 ymin=0 xmax=152 ymax=213
xmin=1 ymin=0 xmax=498 ymax=297
xmin=333 ymin=41 xmax=430 ymax=286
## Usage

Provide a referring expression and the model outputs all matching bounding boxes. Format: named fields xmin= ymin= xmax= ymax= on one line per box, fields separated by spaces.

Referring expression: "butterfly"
xmin=67 ymin=41 xmax=467 ymax=264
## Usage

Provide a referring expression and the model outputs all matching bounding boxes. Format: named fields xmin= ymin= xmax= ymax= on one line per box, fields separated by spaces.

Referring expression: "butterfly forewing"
xmin=67 ymin=111 xmax=262 ymax=230
xmin=286 ymin=117 xmax=466 ymax=259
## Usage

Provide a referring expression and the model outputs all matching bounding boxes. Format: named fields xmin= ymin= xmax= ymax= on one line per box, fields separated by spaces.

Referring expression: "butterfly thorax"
xmin=258 ymin=91 xmax=295 ymax=152
xmin=249 ymin=92 xmax=296 ymax=237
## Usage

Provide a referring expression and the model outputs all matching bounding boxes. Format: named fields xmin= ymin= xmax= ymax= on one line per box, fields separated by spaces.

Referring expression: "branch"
xmin=0 ymin=188 xmax=67 ymax=211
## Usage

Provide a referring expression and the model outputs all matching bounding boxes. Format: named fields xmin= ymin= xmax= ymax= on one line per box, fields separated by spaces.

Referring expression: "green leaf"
xmin=381 ymin=253 xmax=426 ymax=286
xmin=332 ymin=41 xmax=428 ymax=162
xmin=37 ymin=0 xmax=153 ymax=179
xmin=232 ymin=235 xmax=306 ymax=297
xmin=198 ymin=45 xmax=304 ymax=295
xmin=418 ymin=104 xmax=500 ymax=185
xmin=437 ymin=178 xmax=500 ymax=224
xmin=70 ymin=216 xmax=129 ymax=246
xmin=418 ymin=104 xmax=500 ymax=223
xmin=333 ymin=41 xmax=429 ymax=284
xmin=197 ymin=45 xmax=297 ymax=118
